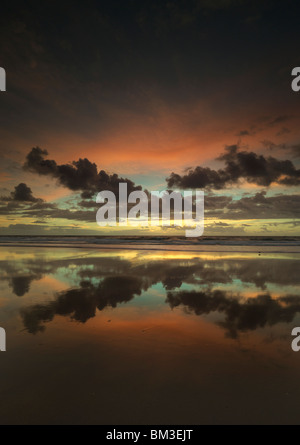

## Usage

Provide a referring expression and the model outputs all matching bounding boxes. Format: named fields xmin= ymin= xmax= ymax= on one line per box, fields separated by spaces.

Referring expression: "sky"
xmin=0 ymin=0 xmax=299 ymax=236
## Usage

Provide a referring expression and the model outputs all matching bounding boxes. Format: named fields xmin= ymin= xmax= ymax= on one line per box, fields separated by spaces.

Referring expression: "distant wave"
xmin=0 ymin=235 xmax=300 ymax=253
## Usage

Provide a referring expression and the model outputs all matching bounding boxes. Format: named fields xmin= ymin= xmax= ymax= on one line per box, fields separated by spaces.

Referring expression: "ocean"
xmin=0 ymin=235 xmax=300 ymax=252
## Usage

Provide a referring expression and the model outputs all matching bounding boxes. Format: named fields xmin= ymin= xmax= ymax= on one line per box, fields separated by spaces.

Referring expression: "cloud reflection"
xmin=1 ymin=251 xmax=295 ymax=337
xmin=167 ymin=290 xmax=300 ymax=338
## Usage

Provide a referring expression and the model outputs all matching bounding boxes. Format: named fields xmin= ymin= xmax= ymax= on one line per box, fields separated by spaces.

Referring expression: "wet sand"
xmin=0 ymin=246 xmax=299 ymax=424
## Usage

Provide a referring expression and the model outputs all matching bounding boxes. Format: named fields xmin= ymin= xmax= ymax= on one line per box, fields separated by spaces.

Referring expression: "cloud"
xmin=204 ymin=194 xmax=232 ymax=210
xmin=12 ymin=183 xmax=40 ymax=202
xmin=268 ymin=115 xmax=292 ymax=127
xmin=225 ymin=191 xmax=300 ymax=219
xmin=234 ymin=116 xmax=294 ymax=140
xmin=236 ymin=130 xmax=250 ymax=137
xmin=1 ymin=189 xmax=298 ymax=224
xmin=262 ymin=140 xmax=300 ymax=158
xmin=0 ymin=182 xmax=41 ymax=202
xmin=166 ymin=144 xmax=300 ymax=189
xmin=0 ymin=223 xmax=98 ymax=236
xmin=24 ymin=147 xmax=143 ymax=198
xmin=290 ymin=145 xmax=300 ymax=158
xmin=22 ymin=207 xmax=96 ymax=222
xmin=1 ymin=184 xmax=298 ymax=224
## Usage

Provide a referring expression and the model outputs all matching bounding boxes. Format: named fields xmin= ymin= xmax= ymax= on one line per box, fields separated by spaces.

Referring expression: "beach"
xmin=0 ymin=238 xmax=299 ymax=424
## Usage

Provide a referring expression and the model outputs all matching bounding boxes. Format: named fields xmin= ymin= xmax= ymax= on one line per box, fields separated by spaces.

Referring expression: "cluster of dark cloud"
xmin=226 ymin=191 xmax=300 ymax=219
xmin=0 ymin=184 xmax=299 ymax=224
xmin=24 ymin=147 xmax=143 ymax=198
xmin=0 ymin=190 xmax=96 ymax=223
xmin=0 ymin=144 xmax=298 ymax=229
xmin=0 ymin=182 xmax=41 ymax=202
xmin=167 ymin=144 xmax=300 ymax=189
xmin=166 ymin=290 xmax=300 ymax=338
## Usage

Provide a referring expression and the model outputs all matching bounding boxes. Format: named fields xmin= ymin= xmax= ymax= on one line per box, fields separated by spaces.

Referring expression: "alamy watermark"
xmin=291 ymin=67 xmax=300 ymax=92
xmin=0 ymin=67 xmax=6 ymax=91
xmin=96 ymin=183 xmax=204 ymax=237
xmin=291 ymin=327 xmax=300 ymax=351
xmin=0 ymin=327 xmax=6 ymax=351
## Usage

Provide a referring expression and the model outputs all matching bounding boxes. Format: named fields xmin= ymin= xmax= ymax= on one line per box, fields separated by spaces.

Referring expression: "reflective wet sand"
xmin=0 ymin=247 xmax=300 ymax=424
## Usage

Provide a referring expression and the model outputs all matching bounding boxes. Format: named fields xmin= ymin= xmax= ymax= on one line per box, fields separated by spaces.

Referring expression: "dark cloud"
xmin=262 ymin=140 xmax=300 ymax=159
xmin=22 ymin=207 xmax=96 ymax=222
xmin=166 ymin=144 xmax=300 ymax=189
xmin=1 ymin=184 xmax=298 ymax=222
xmin=0 ymin=182 xmax=41 ymax=202
xmin=201 ymin=189 xmax=299 ymax=222
xmin=78 ymin=200 xmax=98 ymax=209
xmin=12 ymin=183 xmax=40 ymax=202
xmin=0 ymin=223 xmax=98 ymax=236
xmin=261 ymin=140 xmax=286 ymax=151
xmin=290 ymin=144 xmax=300 ymax=158
xmin=24 ymin=147 xmax=143 ymax=198
xmin=205 ymin=194 xmax=232 ymax=210
xmin=225 ymin=191 xmax=300 ymax=219
xmin=236 ymin=130 xmax=250 ymax=137
xmin=235 ymin=116 xmax=293 ymax=138
xmin=0 ymin=201 xmax=26 ymax=214
xmin=268 ymin=115 xmax=292 ymax=127
xmin=0 ymin=197 xmax=92 ymax=222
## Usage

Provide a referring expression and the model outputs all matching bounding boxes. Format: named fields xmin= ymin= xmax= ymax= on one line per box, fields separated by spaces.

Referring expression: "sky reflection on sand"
xmin=0 ymin=247 xmax=300 ymax=424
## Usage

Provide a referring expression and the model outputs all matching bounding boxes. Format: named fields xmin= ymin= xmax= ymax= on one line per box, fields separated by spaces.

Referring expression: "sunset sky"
xmin=0 ymin=0 xmax=299 ymax=236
